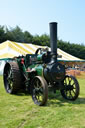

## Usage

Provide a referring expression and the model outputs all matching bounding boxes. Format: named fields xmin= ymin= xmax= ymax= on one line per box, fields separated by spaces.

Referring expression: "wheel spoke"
xmin=72 ymin=82 xmax=76 ymax=87
xmin=36 ymin=80 xmax=39 ymax=87
xmin=69 ymin=78 xmax=72 ymax=85
xmin=69 ymin=90 xmax=73 ymax=98
xmin=65 ymin=90 xmax=68 ymax=96
xmin=72 ymin=89 xmax=76 ymax=95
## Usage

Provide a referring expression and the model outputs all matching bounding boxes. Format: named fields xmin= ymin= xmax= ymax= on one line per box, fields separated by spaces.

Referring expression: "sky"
xmin=0 ymin=0 xmax=85 ymax=44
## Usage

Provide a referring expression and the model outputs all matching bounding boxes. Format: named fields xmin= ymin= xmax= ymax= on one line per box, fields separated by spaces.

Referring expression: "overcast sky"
xmin=0 ymin=0 xmax=85 ymax=44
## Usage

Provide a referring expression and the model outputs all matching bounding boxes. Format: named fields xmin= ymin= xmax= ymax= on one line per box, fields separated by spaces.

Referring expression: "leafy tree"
xmin=39 ymin=34 xmax=50 ymax=46
xmin=32 ymin=35 xmax=41 ymax=45
xmin=24 ymin=31 xmax=33 ymax=43
xmin=0 ymin=24 xmax=85 ymax=59
xmin=0 ymin=26 xmax=6 ymax=43
xmin=5 ymin=26 xmax=24 ymax=42
xmin=32 ymin=34 xmax=50 ymax=46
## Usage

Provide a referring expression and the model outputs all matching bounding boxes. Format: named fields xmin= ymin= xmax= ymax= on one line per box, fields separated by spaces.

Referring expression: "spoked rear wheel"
xmin=60 ymin=75 xmax=80 ymax=101
xmin=3 ymin=62 xmax=22 ymax=94
xmin=31 ymin=76 xmax=48 ymax=106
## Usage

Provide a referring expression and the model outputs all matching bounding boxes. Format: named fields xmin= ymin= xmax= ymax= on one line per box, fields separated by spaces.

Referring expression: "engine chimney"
xmin=49 ymin=22 xmax=57 ymax=63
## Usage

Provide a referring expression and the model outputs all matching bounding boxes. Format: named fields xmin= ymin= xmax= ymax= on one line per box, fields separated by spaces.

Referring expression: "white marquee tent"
xmin=0 ymin=40 xmax=85 ymax=75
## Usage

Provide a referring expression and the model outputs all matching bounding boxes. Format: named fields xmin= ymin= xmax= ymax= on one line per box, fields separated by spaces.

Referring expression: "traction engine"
xmin=3 ymin=22 xmax=80 ymax=106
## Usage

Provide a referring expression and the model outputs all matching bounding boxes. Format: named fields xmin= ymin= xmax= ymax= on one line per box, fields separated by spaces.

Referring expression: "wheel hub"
xmin=65 ymin=85 xmax=74 ymax=90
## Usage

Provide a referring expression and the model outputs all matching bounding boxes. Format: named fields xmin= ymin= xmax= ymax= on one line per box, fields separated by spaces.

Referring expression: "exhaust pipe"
xmin=49 ymin=22 xmax=57 ymax=63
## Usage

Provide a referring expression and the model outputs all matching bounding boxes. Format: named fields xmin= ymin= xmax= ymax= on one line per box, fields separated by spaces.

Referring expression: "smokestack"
xmin=49 ymin=22 xmax=57 ymax=62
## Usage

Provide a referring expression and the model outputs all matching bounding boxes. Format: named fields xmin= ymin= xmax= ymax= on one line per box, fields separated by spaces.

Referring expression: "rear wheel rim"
xmin=4 ymin=64 xmax=13 ymax=93
xmin=3 ymin=62 xmax=23 ymax=94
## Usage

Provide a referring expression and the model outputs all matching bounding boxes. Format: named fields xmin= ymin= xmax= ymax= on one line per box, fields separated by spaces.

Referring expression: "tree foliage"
xmin=0 ymin=25 xmax=85 ymax=59
xmin=0 ymin=26 xmax=6 ymax=42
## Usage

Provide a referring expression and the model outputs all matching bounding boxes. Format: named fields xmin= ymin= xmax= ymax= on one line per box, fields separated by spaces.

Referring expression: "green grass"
xmin=0 ymin=76 xmax=85 ymax=128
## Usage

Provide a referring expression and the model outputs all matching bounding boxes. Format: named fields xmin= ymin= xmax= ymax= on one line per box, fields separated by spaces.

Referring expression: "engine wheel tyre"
xmin=31 ymin=76 xmax=48 ymax=106
xmin=3 ymin=61 xmax=22 ymax=94
xmin=60 ymin=75 xmax=80 ymax=101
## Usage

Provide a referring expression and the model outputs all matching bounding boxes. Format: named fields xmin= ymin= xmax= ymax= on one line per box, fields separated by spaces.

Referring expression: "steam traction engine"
xmin=3 ymin=22 xmax=79 ymax=106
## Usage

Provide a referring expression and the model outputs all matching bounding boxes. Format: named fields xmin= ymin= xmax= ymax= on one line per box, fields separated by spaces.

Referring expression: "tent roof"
xmin=0 ymin=40 xmax=85 ymax=64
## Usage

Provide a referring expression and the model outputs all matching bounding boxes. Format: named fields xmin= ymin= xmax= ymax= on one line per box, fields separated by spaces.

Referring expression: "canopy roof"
xmin=0 ymin=40 xmax=85 ymax=65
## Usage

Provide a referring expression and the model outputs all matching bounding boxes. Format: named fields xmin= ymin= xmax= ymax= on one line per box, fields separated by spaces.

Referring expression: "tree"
xmin=0 ymin=24 xmax=85 ymax=59
xmin=0 ymin=26 xmax=6 ymax=43
xmin=32 ymin=34 xmax=50 ymax=46
xmin=5 ymin=26 xmax=24 ymax=42
xmin=39 ymin=34 xmax=50 ymax=46
xmin=24 ymin=31 xmax=33 ymax=43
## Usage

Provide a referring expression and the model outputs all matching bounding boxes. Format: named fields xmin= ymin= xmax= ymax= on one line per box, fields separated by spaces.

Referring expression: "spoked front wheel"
xmin=31 ymin=76 xmax=48 ymax=106
xmin=60 ymin=75 xmax=80 ymax=101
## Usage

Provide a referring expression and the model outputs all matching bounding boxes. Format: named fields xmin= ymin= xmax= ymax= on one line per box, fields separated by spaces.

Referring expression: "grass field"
xmin=0 ymin=75 xmax=85 ymax=128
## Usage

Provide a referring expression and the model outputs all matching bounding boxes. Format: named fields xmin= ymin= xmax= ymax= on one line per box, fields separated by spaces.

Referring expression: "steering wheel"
xmin=35 ymin=48 xmax=42 ymax=55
